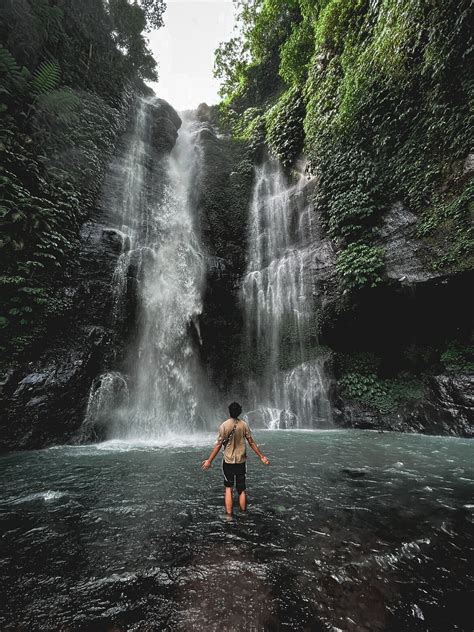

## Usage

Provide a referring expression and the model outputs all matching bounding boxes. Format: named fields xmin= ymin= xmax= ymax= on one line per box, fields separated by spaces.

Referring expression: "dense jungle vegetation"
xmin=214 ymin=0 xmax=473 ymax=287
xmin=0 ymin=0 xmax=165 ymax=364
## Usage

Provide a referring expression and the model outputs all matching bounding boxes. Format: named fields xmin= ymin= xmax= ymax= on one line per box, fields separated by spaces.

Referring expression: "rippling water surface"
xmin=0 ymin=430 xmax=472 ymax=631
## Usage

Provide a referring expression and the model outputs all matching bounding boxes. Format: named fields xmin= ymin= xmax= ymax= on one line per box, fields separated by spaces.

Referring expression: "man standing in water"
xmin=201 ymin=402 xmax=270 ymax=515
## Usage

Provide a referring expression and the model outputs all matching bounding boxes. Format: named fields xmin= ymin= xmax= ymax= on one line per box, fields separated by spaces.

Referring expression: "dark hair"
xmin=228 ymin=401 xmax=242 ymax=419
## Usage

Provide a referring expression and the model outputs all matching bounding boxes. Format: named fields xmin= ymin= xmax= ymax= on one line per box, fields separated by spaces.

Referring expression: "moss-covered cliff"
xmin=0 ymin=0 xmax=164 ymax=366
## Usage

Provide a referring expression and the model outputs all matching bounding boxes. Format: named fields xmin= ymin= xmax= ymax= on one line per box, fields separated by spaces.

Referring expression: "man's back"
xmin=202 ymin=402 xmax=269 ymax=515
xmin=217 ymin=418 xmax=252 ymax=464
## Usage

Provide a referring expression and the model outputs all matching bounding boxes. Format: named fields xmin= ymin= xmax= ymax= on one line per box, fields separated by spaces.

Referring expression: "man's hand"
xmin=201 ymin=459 xmax=212 ymax=471
xmin=260 ymin=456 xmax=270 ymax=466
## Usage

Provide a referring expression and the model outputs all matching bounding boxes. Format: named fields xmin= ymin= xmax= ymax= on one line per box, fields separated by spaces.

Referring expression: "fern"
xmin=0 ymin=45 xmax=21 ymax=80
xmin=30 ymin=59 xmax=61 ymax=95
xmin=0 ymin=46 xmax=28 ymax=94
xmin=0 ymin=276 xmax=26 ymax=285
xmin=35 ymin=88 xmax=80 ymax=116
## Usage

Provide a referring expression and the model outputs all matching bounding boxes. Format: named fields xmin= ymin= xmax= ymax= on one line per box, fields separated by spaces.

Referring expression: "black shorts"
xmin=222 ymin=461 xmax=246 ymax=492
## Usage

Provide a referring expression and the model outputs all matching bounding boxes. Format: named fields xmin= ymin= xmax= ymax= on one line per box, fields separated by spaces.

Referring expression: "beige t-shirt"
xmin=216 ymin=418 xmax=253 ymax=464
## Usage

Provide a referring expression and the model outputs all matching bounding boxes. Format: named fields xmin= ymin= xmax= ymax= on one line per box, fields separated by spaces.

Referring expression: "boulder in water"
xmin=341 ymin=468 xmax=367 ymax=478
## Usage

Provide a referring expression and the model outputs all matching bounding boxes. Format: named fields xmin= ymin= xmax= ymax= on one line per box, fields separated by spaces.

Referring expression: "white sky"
xmin=147 ymin=0 xmax=236 ymax=111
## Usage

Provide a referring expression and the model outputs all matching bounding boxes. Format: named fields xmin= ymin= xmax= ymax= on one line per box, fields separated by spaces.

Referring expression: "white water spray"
xmin=241 ymin=160 xmax=331 ymax=428
xmin=82 ymin=99 xmax=211 ymax=440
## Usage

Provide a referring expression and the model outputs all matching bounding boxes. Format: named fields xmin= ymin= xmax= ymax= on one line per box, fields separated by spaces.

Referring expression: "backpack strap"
xmin=222 ymin=419 xmax=239 ymax=449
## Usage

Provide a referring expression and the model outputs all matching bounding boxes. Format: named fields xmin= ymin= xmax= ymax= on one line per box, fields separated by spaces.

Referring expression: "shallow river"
xmin=0 ymin=430 xmax=472 ymax=631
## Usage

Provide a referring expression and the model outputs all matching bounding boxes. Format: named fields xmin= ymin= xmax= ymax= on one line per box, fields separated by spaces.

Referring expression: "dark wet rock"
xmin=308 ymin=195 xmax=459 ymax=294
xmin=102 ymin=227 xmax=130 ymax=253
xmin=375 ymin=202 xmax=441 ymax=284
xmin=336 ymin=372 xmax=474 ymax=437
xmin=0 ymin=326 xmax=113 ymax=451
xmin=127 ymin=247 xmax=155 ymax=281
xmin=205 ymin=255 xmax=227 ymax=277
xmin=463 ymin=152 xmax=474 ymax=174
xmin=198 ymin=125 xmax=218 ymax=143
xmin=341 ymin=468 xmax=367 ymax=478
xmin=386 ymin=373 xmax=474 ymax=436
xmin=196 ymin=102 xmax=213 ymax=122
xmin=149 ymin=98 xmax=181 ymax=154
xmin=335 ymin=400 xmax=381 ymax=431
xmin=194 ymin=122 xmax=253 ymax=394
xmin=0 ymin=215 xmax=121 ymax=452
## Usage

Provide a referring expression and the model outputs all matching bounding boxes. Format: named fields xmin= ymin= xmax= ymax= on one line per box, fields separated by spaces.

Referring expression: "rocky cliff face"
xmin=192 ymin=107 xmax=254 ymax=395
xmin=279 ymin=175 xmax=473 ymax=437
xmin=336 ymin=374 xmax=474 ymax=437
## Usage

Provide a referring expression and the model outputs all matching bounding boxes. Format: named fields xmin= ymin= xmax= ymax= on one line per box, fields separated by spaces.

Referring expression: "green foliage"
xmin=220 ymin=106 xmax=264 ymax=140
xmin=265 ymin=86 xmax=305 ymax=167
xmin=335 ymin=350 xmax=431 ymax=413
xmin=417 ymin=179 xmax=474 ymax=272
xmin=336 ymin=351 xmax=380 ymax=376
xmin=336 ymin=243 xmax=384 ymax=290
xmin=214 ymin=37 xmax=250 ymax=100
xmin=246 ymin=113 xmax=267 ymax=158
xmin=0 ymin=0 xmax=162 ymax=360
xmin=216 ymin=0 xmax=473 ymax=292
xmin=315 ymin=0 xmax=368 ymax=52
xmin=304 ymin=0 xmax=473 ymax=275
xmin=0 ymin=46 xmax=81 ymax=128
xmin=34 ymin=88 xmax=81 ymax=120
xmin=441 ymin=340 xmax=474 ymax=373
xmin=215 ymin=0 xmax=299 ymax=110
xmin=279 ymin=9 xmax=315 ymax=86
xmin=0 ymin=45 xmax=25 ymax=89
xmin=30 ymin=59 xmax=61 ymax=95
xmin=1 ymin=0 xmax=160 ymax=105
xmin=136 ymin=0 xmax=167 ymax=30
xmin=318 ymin=155 xmax=382 ymax=240
xmin=108 ymin=0 xmax=158 ymax=81
xmin=340 ymin=371 xmax=424 ymax=414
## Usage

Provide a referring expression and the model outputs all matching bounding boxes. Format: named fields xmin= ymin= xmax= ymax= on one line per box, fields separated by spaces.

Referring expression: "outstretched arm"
xmin=202 ymin=441 xmax=222 ymax=470
xmin=247 ymin=435 xmax=270 ymax=465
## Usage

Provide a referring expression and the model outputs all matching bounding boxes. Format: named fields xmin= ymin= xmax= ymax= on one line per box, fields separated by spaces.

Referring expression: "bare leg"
xmin=238 ymin=490 xmax=247 ymax=512
xmin=225 ymin=487 xmax=233 ymax=515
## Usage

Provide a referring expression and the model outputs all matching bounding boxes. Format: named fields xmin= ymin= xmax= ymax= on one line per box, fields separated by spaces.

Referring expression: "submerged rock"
xmin=341 ymin=468 xmax=367 ymax=478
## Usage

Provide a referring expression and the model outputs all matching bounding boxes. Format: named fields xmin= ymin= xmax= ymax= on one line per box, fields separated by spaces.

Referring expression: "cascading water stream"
xmin=241 ymin=160 xmax=332 ymax=429
xmin=116 ymin=117 xmax=207 ymax=439
xmin=82 ymin=98 xmax=211 ymax=441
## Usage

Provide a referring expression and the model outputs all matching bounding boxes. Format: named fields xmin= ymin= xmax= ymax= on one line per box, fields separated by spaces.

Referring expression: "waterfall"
xmin=82 ymin=98 xmax=211 ymax=441
xmin=241 ymin=160 xmax=332 ymax=429
xmin=80 ymin=372 xmax=129 ymax=442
